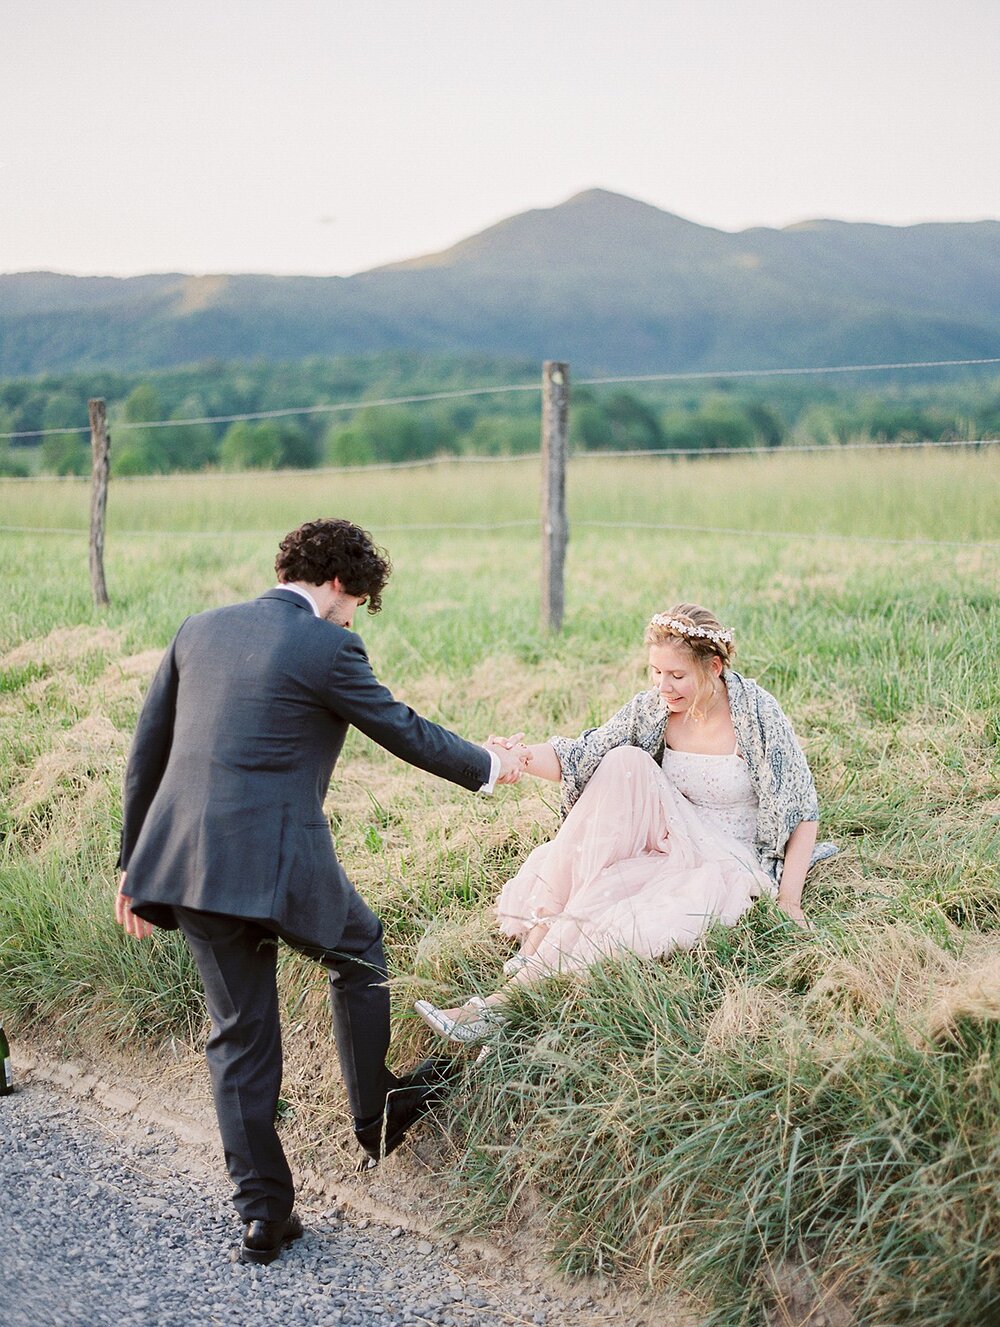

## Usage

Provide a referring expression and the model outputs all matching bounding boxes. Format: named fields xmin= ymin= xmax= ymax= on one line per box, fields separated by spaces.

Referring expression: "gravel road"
xmin=0 ymin=1081 xmax=619 ymax=1327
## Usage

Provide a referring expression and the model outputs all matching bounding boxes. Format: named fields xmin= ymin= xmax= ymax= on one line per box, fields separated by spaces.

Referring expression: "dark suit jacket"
xmin=119 ymin=588 xmax=491 ymax=950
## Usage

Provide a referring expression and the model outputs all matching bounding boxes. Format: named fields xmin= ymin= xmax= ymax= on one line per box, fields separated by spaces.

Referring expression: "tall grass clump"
xmin=1 ymin=448 xmax=998 ymax=1323
xmin=440 ymin=909 xmax=1000 ymax=1324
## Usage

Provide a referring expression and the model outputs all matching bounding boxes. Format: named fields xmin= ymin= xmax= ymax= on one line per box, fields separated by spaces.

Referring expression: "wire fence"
xmin=1 ymin=518 xmax=995 ymax=550
xmin=2 ymin=432 xmax=998 ymax=484
xmin=4 ymin=354 xmax=1000 ymax=441
xmin=2 ymin=355 xmax=996 ymax=562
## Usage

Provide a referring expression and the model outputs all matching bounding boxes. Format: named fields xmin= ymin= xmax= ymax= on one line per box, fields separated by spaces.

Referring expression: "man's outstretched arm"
xmin=324 ymin=633 xmax=523 ymax=790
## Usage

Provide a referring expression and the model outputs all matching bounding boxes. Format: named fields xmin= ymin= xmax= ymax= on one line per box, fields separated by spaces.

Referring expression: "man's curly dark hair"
xmin=274 ymin=518 xmax=392 ymax=614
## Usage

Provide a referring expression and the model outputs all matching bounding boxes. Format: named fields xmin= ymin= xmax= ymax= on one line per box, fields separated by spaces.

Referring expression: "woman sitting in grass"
xmin=415 ymin=603 xmax=834 ymax=1044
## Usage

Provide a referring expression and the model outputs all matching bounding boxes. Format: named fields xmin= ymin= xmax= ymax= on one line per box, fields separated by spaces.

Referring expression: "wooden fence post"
xmin=541 ymin=361 xmax=569 ymax=632
xmin=88 ymin=398 xmax=110 ymax=607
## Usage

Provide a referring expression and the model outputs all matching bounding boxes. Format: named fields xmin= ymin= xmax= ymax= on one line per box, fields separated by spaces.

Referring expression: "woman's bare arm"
xmin=489 ymin=736 xmax=563 ymax=782
xmin=523 ymin=742 xmax=562 ymax=781
xmin=776 ymin=819 xmax=818 ymax=926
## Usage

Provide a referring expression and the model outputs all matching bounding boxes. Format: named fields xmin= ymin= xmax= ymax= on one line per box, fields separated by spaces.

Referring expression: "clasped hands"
xmin=485 ymin=732 xmax=532 ymax=785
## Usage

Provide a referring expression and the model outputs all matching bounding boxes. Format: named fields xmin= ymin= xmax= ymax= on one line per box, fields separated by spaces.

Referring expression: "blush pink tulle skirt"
xmin=495 ymin=746 xmax=772 ymax=976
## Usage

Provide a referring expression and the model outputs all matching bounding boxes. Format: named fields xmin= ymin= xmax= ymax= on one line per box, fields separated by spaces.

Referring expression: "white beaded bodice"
xmin=661 ymin=746 xmax=758 ymax=846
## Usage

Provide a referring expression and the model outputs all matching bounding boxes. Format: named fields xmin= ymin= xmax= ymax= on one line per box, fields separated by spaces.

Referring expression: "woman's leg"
xmin=518 ymin=916 xmax=552 ymax=958
xmin=435 ymin=750 xmax=674 ymax=1023
xmin=498 ymin=746 xmax=671 ymax=937
xmin=433 ymin=968 xmax=536 ymax=1023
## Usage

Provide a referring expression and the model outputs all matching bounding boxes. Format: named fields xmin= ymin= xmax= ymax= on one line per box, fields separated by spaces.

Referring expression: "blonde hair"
xmin=644 ymin=603 xmax=735 ymax=720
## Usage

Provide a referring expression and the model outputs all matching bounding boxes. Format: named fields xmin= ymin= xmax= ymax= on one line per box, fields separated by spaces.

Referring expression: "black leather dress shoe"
xmin=355 ymin=1056 xmax=460 ymax=1169
xmin=239 ymin=1211 xmax=304 ymax=1265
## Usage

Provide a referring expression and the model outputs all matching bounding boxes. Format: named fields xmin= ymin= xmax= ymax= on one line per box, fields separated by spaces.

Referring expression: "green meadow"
xmin=1 ymin=447 xmax=998 ymax=1325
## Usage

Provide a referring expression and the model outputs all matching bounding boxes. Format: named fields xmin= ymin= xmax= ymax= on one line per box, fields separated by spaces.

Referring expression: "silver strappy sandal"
xmin=502 ymin=953 xmax=529 ymax=977
xmin=413 ymin=996 xmax=505 ymax=1045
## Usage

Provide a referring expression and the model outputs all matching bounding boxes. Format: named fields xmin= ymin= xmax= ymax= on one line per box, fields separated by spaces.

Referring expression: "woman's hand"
xmin=488 ymin=733 xmax=528 ymax=754
xmin=489 ymin=735 xmax=563 ymax=783
xmin=486 ymin=734 xmax=531 ymax=784
xmin=776 ymin=897 xmax=812 ymax=931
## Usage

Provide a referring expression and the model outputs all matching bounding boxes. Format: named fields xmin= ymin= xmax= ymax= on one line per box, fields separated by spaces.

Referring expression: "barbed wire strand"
xmin=0 ymin=519 xmax=994 ymax=549
xmin=4 ymin=450 xmax=546 ymax=482
xmin=4 ymin=354 xmax=999 ymax=441
xmin=1 ymin=384 xmax=543 ymax=440
xmin=576 ymin=520 xmax=998 ymax=549
xmin=568 ymin=437 xmax=999 ymax=461
xmin=577 ymin=357 xmax=1000 ymax=386
xmin=2 ymin=435 xmax=997 ymax=484
xmin=0 ymin=521 xmax=537 ymax=537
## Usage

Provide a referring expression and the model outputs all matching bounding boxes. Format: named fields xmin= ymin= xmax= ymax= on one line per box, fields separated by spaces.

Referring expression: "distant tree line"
xmin=1 ymin=352 xmax=997 ymax=478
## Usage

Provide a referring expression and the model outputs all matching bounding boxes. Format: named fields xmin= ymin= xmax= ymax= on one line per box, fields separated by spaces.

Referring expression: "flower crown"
xmin=649 ymin=613 xmax=733 ymax=645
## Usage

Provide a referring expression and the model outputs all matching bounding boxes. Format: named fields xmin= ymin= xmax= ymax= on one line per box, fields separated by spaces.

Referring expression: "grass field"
xmin=1 ymin=447 xmax=998 ymax=1325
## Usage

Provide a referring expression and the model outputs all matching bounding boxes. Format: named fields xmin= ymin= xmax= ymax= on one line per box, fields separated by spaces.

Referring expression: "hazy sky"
xmin=3 ymin=1 xmax=998 ymax=277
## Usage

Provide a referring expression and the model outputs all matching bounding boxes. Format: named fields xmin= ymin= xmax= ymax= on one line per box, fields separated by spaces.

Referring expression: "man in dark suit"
xmin=116 ymin=517 xmax=524 ymax=1264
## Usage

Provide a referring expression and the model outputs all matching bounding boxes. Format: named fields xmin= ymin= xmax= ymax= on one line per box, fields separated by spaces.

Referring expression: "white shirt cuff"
xmin=479 ymin=748 xmax=500 ymax=794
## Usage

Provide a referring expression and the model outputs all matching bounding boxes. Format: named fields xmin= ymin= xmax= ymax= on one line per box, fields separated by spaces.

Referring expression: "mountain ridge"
xmin=1 ymin=190 xmax=997 ymax=376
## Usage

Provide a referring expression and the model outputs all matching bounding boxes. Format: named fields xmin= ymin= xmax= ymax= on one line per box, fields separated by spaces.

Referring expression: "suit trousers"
xmin=174 ymin=890 xmax=398 ymax=1222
